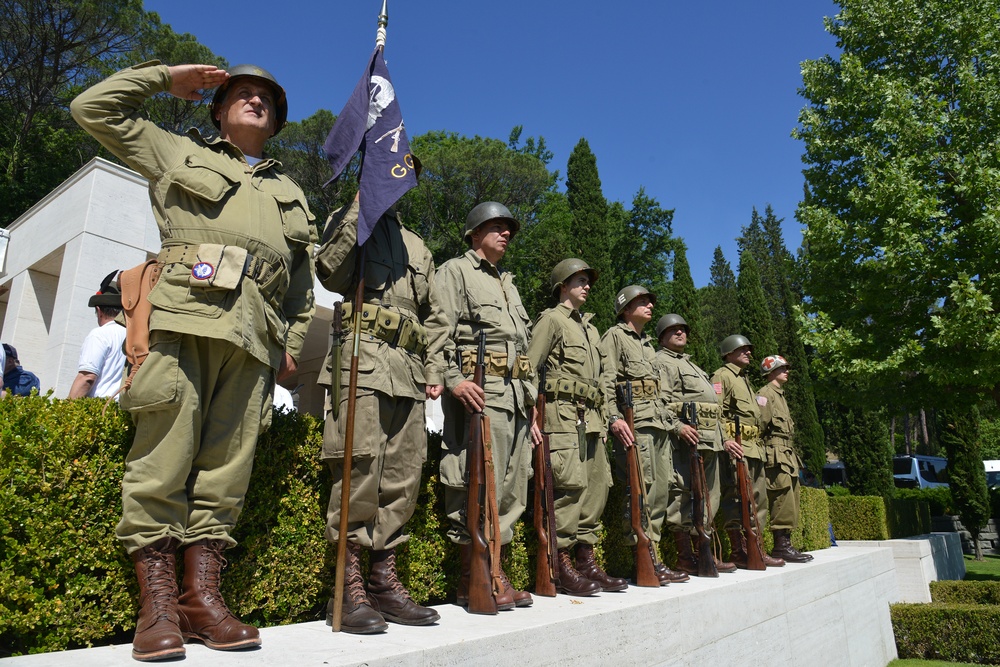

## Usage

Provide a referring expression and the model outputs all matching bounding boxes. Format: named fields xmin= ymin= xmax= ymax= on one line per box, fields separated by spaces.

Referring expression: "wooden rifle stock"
xmin=466 ymin=330 xmax=498 ymax=614
xmin=682 ymin=403 xmax=717 ymax=578
xmin=616 ymin=382 xmax=659 ymax=588
xmin=734 ymin=416 xmax=766 ymax=570
xmin=532 ymin=367 xmax=559 ymax=597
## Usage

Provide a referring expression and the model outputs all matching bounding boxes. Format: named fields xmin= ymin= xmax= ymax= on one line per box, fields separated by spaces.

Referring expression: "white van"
xmin=985 ymin=460 xmax=1000 ymax=489
xmin=893 ymin=455 xmax=949 ymax=489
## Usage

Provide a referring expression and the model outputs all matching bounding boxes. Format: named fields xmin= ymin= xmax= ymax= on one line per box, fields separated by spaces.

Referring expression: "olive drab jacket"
xmin=70 ymin=61 xmax=316 ymax=369
xmin=599 ymin=322 xmax=667 ymax=431
xmin=314 ymin=200 xmax=448 ymax=401
xmin=656 ymin=348 xmax=724 ymax=452
xmin=711 ymin=362 xmax=764 ymax=461
xmin=526 ymin=304 xmax=608 ymax=437
xmin=435 ymin=250 xmax=535 ymax=415
xmin=758 ymin=382 xmax=801 ymax=475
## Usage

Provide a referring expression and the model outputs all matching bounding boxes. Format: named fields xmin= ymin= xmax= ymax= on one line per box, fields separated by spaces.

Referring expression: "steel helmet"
xmin=719 ymin=334 xmax=753 ymax=357
xmin=550 ymin=258 xmax=598 ymax=297
xmin=760 ymin=355 xmax=791 ymax=375
xmin=614 ymin=285 xmax=656 ymax=316
xmin=463 ymin=201 xmax=520 ymax=244
xmin=211 ymin=64 xmax=288 ymax=136
xmin=655 ymin=313 xmax=689 ymax=340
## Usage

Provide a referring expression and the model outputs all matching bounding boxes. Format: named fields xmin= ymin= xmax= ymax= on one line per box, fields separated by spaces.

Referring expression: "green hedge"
xmin=892 ymin=603 xmax=1000 ymax=664
xmin=886 ymin=496 xmax=932 ymax=538
xmin=930 ymin=580 xmax=1000 ymax=605
xmin=1 ymin=396 xmax=831 ymax=656
xmin=829 ymin=495 xmax=889 ymax=540
xmin=895 ymin=487 xmax=954 ymax=517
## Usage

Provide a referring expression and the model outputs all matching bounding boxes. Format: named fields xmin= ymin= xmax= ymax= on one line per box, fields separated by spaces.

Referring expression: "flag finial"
xmin=376 ymin=0 xmax=388 ymax=49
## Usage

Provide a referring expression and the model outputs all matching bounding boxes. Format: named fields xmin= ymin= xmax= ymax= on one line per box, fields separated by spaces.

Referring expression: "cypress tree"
xmin=736 ymin=250 xmax=778 ymax=361
xmin=666 ymin=240 xmax=712 ymax=370
xmin=834 ymin=407 xmax=895 ymax=498
xmin=700 ymin=246 xmax=739 ymax=369
xmin=566 ymin=138 xmax=614 ymax=330
xmin=939 ymin=408 xmax=990 ymax=560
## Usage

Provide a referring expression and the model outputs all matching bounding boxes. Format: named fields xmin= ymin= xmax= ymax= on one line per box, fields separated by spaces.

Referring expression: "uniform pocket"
xmin=120 ymin=330 xmax=182 ymax=412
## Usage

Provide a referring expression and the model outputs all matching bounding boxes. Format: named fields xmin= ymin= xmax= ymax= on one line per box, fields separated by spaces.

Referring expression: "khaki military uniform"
xmin=600 ymin=322 xmax=670 ymax=545
xmin=436 ymin=250 xmax=535 ymax=545
xmin=315 ymin=201 xmax=448 ymax=550
xmin=758 ymin=383 xmax=801 ymax=531
xmin=526 ymin=304 xmax=612 ymax=549
xmin=712 ymin=363 xmax=767 ymax=532
xmin=656 ymin=348 xmax=725 ymax=536
xmin=71 ymin=62 xmax=316 ymax=553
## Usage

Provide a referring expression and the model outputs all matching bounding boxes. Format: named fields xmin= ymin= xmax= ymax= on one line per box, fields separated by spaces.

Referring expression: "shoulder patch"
xmin=713 ymin=382 xmax=722 ymax=395
xmin=757 ymin=396 xmax=768 ymax=406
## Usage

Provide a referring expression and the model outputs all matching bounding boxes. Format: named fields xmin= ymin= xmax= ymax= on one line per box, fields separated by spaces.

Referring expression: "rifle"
xmin=682 ymin=403 xmax=717 ymax=578
xmin=532 ymin=366 xmax=559 ymax=597
xmin=330 ymin=301 xmax=343 ymax=420
xmin=466 ymin=330 xmax=499 ymax=614
xmin=615 ymin=381 xmax=660 ymax=587
xmin=733 ymin=415 xmax=766 ymax=571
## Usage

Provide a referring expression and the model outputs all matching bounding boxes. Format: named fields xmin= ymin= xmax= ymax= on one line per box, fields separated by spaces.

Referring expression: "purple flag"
xmin=324 ymin=48 xmax=418 ymax=246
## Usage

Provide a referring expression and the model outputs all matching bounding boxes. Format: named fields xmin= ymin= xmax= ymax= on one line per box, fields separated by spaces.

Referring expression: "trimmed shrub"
xmin=797 ymin=486 xmax=831 ymax=551
xmin=892 ymin=603 xmax=1000 ymax=664
xmin=829 ymin=495 xmax=889 ymax=540
xmin=895 ymin=486 xmax=953 ymax=517
xmin=885 ymin=496 xmax=932 ymax=538
xmin=930 ymin=580 xmax=1000 ymax=605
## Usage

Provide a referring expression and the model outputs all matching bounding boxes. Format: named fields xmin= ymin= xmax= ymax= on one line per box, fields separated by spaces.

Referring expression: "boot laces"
xmin=143 ymin=552 xmax=178 ymax=620
xmin=380 ymin=552 xmax=414 ymax=601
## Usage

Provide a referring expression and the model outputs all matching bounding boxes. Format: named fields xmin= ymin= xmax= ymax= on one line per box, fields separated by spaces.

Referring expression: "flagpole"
xmin=331 ymin=0 xmax=388 ymax=633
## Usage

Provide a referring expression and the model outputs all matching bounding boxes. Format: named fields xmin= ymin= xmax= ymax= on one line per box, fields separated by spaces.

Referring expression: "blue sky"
xmin=143 ymin=0 xmax=841 ymax=286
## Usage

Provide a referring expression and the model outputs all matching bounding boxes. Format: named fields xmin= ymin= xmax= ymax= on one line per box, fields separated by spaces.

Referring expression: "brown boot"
xmin=367 ymin=549 xmax=440 ymax=625
xmin=456 ymin=543 xmax=515 ymax=611
xmin=177 ymin=539 xmax=260 ymax=650
xmin=557 ymin=548 xmax=601 ymax=596
xmin=575 ymin=544 xmax=628 ymax=592
xmin=131 ymin=537 xmax=184 ymax=662
xmin=726 ymin=528 xmax=749 ymax=569
xmin=499 ymin=563 xmax=533 ymax=607
xmin=714 ymin=554 xmax=738 ymax=573
xmin=771 ymin=529 xmax=812 ymax=563
xmin=326 ymin=542 xmax=387 ymax=634
xmin=763 ymin=551 xmax=786 ymax=567
xmin=674 ymin=532 xmax=699 ymax=576
xmin=652 ymin=541 xmax=690 ymax=583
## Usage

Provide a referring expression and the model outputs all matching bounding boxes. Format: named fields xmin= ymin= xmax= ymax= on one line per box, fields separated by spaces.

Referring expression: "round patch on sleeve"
xmin=757 ymin=396 xmax=768 ymax=406
xmin=192 ymin=262 xmax=215 ymax=280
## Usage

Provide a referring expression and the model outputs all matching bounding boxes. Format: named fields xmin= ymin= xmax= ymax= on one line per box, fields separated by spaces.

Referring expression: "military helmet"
xmin=88 ymin=270 xmax=123 ymax=309
xmin=655 ymin=313 xmax=689 ymax=340
xmin=760 ymin=355 xmax=790 ymax=376
xmin=463 ymin=201 xmax=520 ymax=243
xmin=719 ymin=334 xmax=753 ymax=357
xmin=211 ymin=64 xmax=288 ymax=136
xmin=614 ymin=284 xmax=656 ymax=316
xmin=550 ymin=258 xmax=598 ymax=297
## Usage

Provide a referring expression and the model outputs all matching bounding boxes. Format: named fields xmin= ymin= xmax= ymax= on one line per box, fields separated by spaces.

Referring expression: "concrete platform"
xmin=840 ymin=532 xmax=965 ymax=603
xmin=3 ymin=546 xmax=898 ymax=667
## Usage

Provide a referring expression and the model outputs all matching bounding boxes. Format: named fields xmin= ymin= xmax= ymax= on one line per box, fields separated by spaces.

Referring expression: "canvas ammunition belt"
xmin=461 ymin=350 xmax=532 ymax=380
xmin=724 ymin=421 xmax=761 ymax=440
xmin=668 ymin=401 xmax=721 ymax=425
xmin=341 ymin=302 xmax=428 ymax=356
xmin=157 ymin=243 xmax=278 ymax=288
xmin=544 ymin=376 xmax=604 ymax=408
xmin=616 ymin=378 xmax=660 ymax=399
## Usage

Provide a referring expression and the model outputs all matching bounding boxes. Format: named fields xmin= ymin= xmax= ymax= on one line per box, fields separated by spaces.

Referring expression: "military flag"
xmin=324 ymin=47 xmax=418 ymax=246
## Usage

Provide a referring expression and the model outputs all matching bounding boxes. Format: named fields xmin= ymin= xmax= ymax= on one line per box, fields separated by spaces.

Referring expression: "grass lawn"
xmin=962 ymin=553 xmax=1000 ymax=581
xmin=890 ymin=661 xmax=980 ymax=667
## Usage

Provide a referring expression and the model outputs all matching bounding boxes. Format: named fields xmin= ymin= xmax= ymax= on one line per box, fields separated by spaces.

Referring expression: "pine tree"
xmin=736 ymin=250 xmax=778 ymax=361
xmin=939 ymin=408 xmax=990 ymax=560
xmin=666 ymin=241 xmax=712 ymax=370
xmin=566 ymin=138 xmax=615 ymax=330
xmin=700 ymin=246 xmax=739 ymax=369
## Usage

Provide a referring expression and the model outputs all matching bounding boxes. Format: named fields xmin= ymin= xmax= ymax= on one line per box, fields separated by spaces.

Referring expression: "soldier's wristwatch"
xmin=609 ymin=415 xmax=621 ymax=426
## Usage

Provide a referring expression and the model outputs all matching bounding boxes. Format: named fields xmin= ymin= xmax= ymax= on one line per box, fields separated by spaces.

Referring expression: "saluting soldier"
xmin=315 ymin=194 xmax=449 ymax=633
xmin=436 ymin=202 xmax=541 ymax=610
xmin=758 ymin=355 xmax=813 ymax=563
xmin=655 ymin=314 xmax=736 ymax=576
xmin=712 ymin=335 xmax=784 ymax=569
xmin=72 ymin=63 xmax=315 ymax=659
xmin=601 ymin=286 xmax=689 ymax=585
xmin=526 ymin=259 xmax=626 ymax=596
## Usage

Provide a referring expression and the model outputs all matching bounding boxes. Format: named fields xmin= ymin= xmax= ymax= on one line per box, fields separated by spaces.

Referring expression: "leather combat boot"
xmin=131 ymin=537 xmax=184 ymax=662
xmin=326 ymin=542 xmax=387 ymax=634
xmin=177 ymin=539 xmax=260 ymax=650
xmin=726 ymin=528 xmax=749 ymax=569
xmin=771 ymin=529 xmax=813 ymax=563
xmin=652 ymin=541 xmax=690 ymax=583
xmin=763 ymin=551 xmax=786 ymax=567
xmin=557 ymin=548 xmax=601 ymax=596
xmin=674 ymin=531 xmax=700 ymax=576
xmin=367 ymin=549 xmax=440 ymax=625
xmin=499 ymin=564 xmax=533 ymax=607
xmin=575 ymin=543 xmax=628 ymax=592
xmin=714 ymin=554 xmax=738 ymax=574
xmin=456 ymin=543 xmax=515 ymax=611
